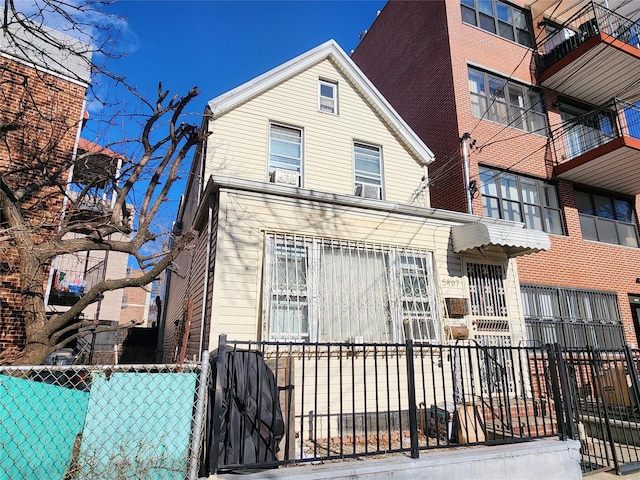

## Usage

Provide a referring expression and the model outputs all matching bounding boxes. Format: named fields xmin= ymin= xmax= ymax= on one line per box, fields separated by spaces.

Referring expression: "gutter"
xmin=194 ymin=175 xmax=529 ymax=230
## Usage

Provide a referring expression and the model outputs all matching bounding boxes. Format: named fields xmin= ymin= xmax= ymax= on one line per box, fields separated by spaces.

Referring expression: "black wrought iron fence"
xmin=207 ymin=336 xmax=559 ymax=474
xmin=6 ymin=339 xmax=639 ymax=477
xmin=0 ymin=357 xmax=210 ymax=480
xmin=548 ymin=345 xmax=640 ymax=475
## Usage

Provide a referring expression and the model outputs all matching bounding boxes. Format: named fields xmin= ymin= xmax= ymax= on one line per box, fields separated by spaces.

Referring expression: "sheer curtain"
xmin=317 ymin=244 xmax=391 ymax=342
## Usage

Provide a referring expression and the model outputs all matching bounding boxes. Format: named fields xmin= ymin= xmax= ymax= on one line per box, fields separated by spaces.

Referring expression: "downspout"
xmin=461 ymin=132 xmax=474 ymax=215
xmin=197 ymin=194 xmax=214 ymax=360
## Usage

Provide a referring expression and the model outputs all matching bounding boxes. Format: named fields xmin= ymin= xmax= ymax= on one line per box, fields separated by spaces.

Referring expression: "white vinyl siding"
xmin=205 ymin=190 xmax=526 ymax=347
xmin=204 ymin=59 xmax=425 ymax=203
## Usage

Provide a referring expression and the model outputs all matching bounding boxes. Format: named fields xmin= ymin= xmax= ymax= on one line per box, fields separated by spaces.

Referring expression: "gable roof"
xmin=207 ymin=40 xmax=435 ymax=166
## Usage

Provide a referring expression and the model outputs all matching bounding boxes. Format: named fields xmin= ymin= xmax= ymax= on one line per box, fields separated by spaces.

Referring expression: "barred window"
xmin=264 ymin=233 xmax=439 ymax=343
xmin=521 ymin=284 xmax=625 ymax=348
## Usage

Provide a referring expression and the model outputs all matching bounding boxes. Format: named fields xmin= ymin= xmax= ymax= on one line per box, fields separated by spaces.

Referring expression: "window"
xmin=354 ymin=142 xmax=382 ymax=199
xmin=269 ymin=123 xmax=302 ymax=186
xmin=468 ymin=67 xmax=546 ymax=134
xmin=461 ymin=0 xmax=533 ymax=47
xmin=264 ymin=233 xmax=439 ymax=342
xmin=319 ymin=79 xmax=337 ymax=114
xmin=522 ymin=284 xmax=625 ymax=348
xmin=575 ymin=190 xmax=639 ymax=247
xmin=479 ymin=167 xmax=563 ymax=234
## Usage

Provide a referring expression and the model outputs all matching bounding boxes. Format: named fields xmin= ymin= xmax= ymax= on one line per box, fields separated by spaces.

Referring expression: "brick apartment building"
xmin=0 ymin=21 xmax=91 ymax=352
xmin=353 ymin=0 xmax=640 ymax=347
xmin=120 ymin=269 xmax=153 ymax=327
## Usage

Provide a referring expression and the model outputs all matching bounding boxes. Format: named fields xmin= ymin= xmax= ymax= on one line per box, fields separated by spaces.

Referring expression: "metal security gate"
xmin=549 ymin=345 xmax=640 ymax=475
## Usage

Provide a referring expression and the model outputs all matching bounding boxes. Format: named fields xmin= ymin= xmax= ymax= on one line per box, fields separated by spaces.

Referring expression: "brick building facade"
xmin=0 ymin=24 xmax=91 ymax=352
xmin=353 ymin=0 xmax=640 ymax=347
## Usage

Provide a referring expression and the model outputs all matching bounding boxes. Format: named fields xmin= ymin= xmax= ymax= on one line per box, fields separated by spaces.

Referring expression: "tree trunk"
xmin=16 ymin=250 xmax=53 ymax=365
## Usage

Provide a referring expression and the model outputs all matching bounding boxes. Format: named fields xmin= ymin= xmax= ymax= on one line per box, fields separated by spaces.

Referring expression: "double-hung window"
xmin=575 ymin=190 xmax=639 ymax=247
xmin=468 ymin=67 xmax=546 ymax=134
xmin=319 ymin=79 xmax=337 ymax=114
xmin=264 ymin=233 xmax=439 ymax=343
xmin=269 ymin=123 xmax=302 ymax=186
xmin=461 ymin=0 xmax=533 ymax=47
xmin=480 ymin=167 xmax=563 ymax=234
xmin=354 ymin=142 xmax=382 ymax=199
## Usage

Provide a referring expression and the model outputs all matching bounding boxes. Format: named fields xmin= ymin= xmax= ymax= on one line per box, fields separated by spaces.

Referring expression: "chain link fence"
xmin=0 ymin=352 xmax=210 ymax=480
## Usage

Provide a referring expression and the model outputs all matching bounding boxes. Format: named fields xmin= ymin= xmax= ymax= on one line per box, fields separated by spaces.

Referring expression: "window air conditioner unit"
xmin=355 ymin=184 xmax=381 ymax=199
xmin=270 ymin=168 xmax=298 ymax=186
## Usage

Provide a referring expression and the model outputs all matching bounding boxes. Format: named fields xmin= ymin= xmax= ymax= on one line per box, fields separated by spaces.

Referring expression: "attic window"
xmin=319 ymin=79 xmax=337 ymax=114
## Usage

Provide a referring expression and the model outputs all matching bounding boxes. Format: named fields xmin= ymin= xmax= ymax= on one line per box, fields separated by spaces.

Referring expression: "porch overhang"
xmin=452 ymin=223 xmax=551 ymax=258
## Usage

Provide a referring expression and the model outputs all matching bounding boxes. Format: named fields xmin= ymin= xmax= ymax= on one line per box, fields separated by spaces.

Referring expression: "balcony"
xmin=553 ymin=99 xmax=640 ymax=195
xmin=66 ymin=139 xmax=122 ymax=229
xmin=536 ymin=1 xmax=640 ymax=105
xmin=48 ymin=256 xmax=106 ymax=306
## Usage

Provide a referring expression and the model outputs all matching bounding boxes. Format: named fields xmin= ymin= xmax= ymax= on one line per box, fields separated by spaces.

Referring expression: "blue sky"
xmin=78 ymin=0 xmax=386 ymax=233
xmin=106 ymin=1 xmax=386 ymax=105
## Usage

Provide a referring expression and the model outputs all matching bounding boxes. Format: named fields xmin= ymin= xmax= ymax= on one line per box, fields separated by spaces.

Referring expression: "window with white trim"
xmin=319 ymin=79 xmax=337 ymax=114
xmin=264 ymin=233 xmax=439 ymax=342
xmin=269 ymin=123 xmax=302 ymax=186
xmin=468 ymin=67 xmax=546 ymax=134
xmin=354 ymin=142 xmax=382 ymax=199
xmin=480 ymin=167 xmax=563 ymax=234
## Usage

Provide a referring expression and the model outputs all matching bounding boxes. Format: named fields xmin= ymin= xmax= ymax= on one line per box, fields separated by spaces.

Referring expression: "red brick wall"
xmin=0 ymin=56 xmax=87 ymax=352
xmin=354 ymin=0 xmax=640 ymax=346
xmin=120 ymin=271 xmax=151 ymax=326
xmin=353 ymin=0 xmax=467 ymax=212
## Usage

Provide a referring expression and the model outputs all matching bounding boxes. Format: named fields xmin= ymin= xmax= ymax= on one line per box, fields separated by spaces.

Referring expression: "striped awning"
xmin=452 ymin=222 xmax=551 ymax=258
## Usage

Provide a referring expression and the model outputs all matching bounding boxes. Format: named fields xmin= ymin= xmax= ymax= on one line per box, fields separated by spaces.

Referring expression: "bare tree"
xmin=0 ymin=0 xmax=206 ymax=364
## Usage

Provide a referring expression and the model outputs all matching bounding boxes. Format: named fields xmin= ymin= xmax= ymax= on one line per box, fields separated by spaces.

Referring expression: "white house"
xmin=159 ymin=39 xmax=550 ymax=363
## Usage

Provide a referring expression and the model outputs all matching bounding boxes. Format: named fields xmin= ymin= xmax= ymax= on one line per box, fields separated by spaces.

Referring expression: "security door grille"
xmin=467 ymin=263 xmax=510 ymax=334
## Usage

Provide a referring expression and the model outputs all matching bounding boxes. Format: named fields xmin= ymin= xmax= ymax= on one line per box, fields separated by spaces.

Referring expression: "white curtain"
xmin=317 ymin=245 xmax=391 ymax=342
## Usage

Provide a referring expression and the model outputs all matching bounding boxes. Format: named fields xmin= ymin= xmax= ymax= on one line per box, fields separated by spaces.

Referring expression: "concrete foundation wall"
xmin=210 ymin=439 xmax=581 ymax=480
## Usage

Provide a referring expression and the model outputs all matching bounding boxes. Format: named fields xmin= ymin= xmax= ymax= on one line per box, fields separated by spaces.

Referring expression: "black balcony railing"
xmin=555 ymin=99 xmax=640 ymax=163
xmin=538 ymin=1 xmax=640 ymax=72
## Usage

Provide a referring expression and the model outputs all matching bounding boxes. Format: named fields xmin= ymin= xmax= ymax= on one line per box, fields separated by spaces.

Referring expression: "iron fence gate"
xmin=549 ymin=344 xmax=640 ymax=475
